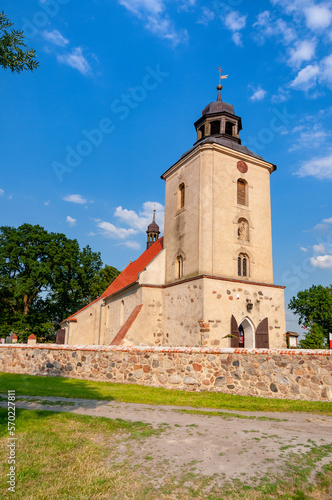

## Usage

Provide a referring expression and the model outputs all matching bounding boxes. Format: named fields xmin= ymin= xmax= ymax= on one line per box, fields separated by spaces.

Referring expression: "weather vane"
xmin=216 ymin=67 xmax=228 ymax=100
xmin=216 ymin=67 xmax=228 ymax=85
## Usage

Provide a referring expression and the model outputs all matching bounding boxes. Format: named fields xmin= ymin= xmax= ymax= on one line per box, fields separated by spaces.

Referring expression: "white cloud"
xmin=118 ymin=0 xmax=188 ymax=44
xmin=66 ymin=216 xmax=77 ymax=227
xmin=296 ymin=152 xmax=332 ymax=179
xmin=290 ymin=64 xmax=320 ymax=90
xmin=145 ymin=14 xmax=188 ymax=45
xmin=300 ymin=247 xmax=308 ymax=252
xmin=124 ymin=241 xmax=141 ymax=250
xmin=197 ymin=7 xmax=215 ymax=26
xmin=57 ymin=47 xmax=91 ymax=75
xmin=97 ymin=221 xmax=138 ymax=239
xmin=289 ymin=40 xmax=316 ymax=68
xmin=253 ymin=11 xmax=296 ymax=45
xmin=63 ymin=194 xmax=87 ymax=204
xmin=250 ymin=87 xmax=267 ymax=101
xmin=322 ymin=217 xmax=332 ymax=223
xmin=320 ymin=53 xmax=332 ymax=89
xmin=311 ymin=254 xmax=332 ymax=268
xmin=0 ymin=189 xmax=4 ymax=195
xmin=289 ymin=123 xmax=328 ymax=151
xmin=115 ymin=201 xmax=164 ymax=233
xmin=224 ymin=11 xmax=247 ymax=31
xmin=304 ymin=5 xmax=332 ymax=31
xmin=118 ymin=0 xmax=164 ymax=15
xmin=313 ymin=243 xmax=326 ymax=253
xmin=232 ymin=32 xmax=243 ymax=46
xmin=42 ymin=30 xmax=69 ymax=47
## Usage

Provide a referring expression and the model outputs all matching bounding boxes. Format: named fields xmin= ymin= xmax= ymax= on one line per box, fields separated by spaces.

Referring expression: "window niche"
xmin=238 ymin=253 xmax=249 ymax=277
xmin=176 ymin=255 xmax=184 ymax=279
xmin=238 ymin=218 xmax=249 ymax=242
xmin=177 ymin=183 xmax=185 ymax=211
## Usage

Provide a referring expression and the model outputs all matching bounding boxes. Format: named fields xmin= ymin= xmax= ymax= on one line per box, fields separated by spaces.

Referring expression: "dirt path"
xmin=1 ymin=394 xmax=331 ymax=485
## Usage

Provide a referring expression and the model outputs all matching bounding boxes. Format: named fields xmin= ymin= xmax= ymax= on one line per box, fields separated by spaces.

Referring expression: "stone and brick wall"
xmin=0 ymin=345 xmax=331 ymax=401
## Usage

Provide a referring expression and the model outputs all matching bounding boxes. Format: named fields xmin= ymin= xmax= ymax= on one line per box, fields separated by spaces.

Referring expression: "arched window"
xmin=176 ymin=255 xmax=184 ymax=279
xmin=238 ymin=218 xmax=249 ymax=241
xmin=237 ymin=179 xmax=247 ymax=206
xmin=238 ymin=253 xmax=249 ymax=277
xmin=210 ymin=120 xmax=220 ymax=135
xmin=178 ymin=183 xmax=185 ymax=210
xmin=225 ymin=121 xmax=233 ymax=135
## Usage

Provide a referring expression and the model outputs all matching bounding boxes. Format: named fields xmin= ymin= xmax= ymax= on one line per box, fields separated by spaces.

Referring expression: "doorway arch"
xmin=239 ymin=317 xmax=255 ymax=348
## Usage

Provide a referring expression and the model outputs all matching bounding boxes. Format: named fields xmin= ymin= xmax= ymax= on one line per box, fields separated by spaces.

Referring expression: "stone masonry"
xmin=0 ymin=345 xmax=331 ymax=401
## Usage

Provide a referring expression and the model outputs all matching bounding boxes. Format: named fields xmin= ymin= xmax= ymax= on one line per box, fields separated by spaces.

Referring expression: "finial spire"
xmin=216 ymin=67 xmax=228 ymax=101
xmin=153 ymin=208 xmax=156 ymax=222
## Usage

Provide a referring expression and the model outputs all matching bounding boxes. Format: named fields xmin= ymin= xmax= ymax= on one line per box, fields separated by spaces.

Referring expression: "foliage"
xmin=289 ymin=284 xmax=332 ymax=348
xmin=0 ymin=224 xmax=119 ymax=342
xmin=0 ymin=12 xmax=39 ymax=73
xmin=89 ymin=265 xmax=120 ymax=300
xmin=299 ymin=323 xmax=328 ymax=349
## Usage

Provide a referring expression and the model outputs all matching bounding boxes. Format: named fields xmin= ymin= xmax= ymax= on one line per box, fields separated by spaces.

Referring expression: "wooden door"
xmin=231 ymin=315 xmax=239 ymax=347
xmin=255 ymin=318 xmax=269 ymax=348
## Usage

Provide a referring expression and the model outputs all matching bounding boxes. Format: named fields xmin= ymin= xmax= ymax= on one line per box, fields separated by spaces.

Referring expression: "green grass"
xmin=0 ymin=408 xmax=163 ymax=499
xmin=0 ymin=408 xmax=331 ymax=499
xmin=0 ymin=372 xmax=331 ymax=415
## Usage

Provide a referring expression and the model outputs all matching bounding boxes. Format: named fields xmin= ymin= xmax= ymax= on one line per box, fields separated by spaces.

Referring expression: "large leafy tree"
xmin=0 ymin=224 xmax=119 ymax=342
xmin=0 ymin=12 xmax=39 ymax=73
xmin=288 ymin=284 xmax=332 ymax=348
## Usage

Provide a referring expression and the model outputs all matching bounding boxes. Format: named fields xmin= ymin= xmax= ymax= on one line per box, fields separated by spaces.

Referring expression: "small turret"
xmin=146 ymin=210 xmax=160 ymax=249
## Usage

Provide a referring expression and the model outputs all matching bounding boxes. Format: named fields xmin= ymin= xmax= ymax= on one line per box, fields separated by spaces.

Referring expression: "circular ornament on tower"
xmin=237 ymin=161 xmax=248 ymax=173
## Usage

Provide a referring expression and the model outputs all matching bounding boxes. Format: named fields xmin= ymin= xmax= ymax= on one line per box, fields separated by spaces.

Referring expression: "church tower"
xmin=161 ymin=73 xmax=286 ymax=349
xmin=162 ymin=78 xmax=274 ymax=286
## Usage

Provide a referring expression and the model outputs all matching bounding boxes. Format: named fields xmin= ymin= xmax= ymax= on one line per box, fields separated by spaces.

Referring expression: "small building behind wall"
xmin=61 ymin=83 xmax=287 ymax=349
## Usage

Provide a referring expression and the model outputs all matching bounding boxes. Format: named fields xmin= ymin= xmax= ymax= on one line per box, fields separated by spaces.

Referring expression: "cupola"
xmin=146 ymin=210 xmax=160 ymax=249
xmin=194 ymin=71 xmax=242 ymax=144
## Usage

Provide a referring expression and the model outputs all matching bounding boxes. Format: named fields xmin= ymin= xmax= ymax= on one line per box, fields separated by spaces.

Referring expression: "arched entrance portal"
xmin=239 ymin=318 xmax=255 ymax=349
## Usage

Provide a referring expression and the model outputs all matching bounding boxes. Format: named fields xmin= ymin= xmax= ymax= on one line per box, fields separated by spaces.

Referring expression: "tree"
xmin=0 ymin=12 xmax=39 ymax=73
xmin=0 ymin=224 xmax=119 ymax=342
xmin=299 ymin=323 xmax=327 ymax=350
xmin=288 ymin=284 xmax=332 ymax=348
xmin=89 ymin=265 xmax=120 ymax=300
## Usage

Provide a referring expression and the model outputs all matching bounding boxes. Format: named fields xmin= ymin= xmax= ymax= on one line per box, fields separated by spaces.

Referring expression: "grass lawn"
xmin=0 ymin=408 xmax=331 ymax=499
xmin=0 ymin=372 xmax=331 ymax=415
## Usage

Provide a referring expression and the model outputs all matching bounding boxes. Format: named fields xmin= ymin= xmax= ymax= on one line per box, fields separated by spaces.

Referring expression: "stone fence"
xmin=0 ymin=344 xmax=331 ymax=401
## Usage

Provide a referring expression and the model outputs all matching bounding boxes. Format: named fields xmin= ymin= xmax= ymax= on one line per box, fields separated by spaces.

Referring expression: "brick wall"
xmin=0 ymin=345 xmax=331 ymax=401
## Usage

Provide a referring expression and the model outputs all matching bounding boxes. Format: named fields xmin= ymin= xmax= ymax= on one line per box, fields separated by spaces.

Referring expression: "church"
xmin=60 ymin=80 xmax=286 ymax=349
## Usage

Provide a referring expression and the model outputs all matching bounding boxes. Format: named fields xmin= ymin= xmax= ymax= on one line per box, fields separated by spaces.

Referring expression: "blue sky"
xmin=2 ymin=0 xmax=332 ymax=335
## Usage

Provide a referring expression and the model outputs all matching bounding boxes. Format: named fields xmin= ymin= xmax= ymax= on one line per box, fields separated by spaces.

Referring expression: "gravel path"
xmin=1 ymin=394 xmax=331 ymax=485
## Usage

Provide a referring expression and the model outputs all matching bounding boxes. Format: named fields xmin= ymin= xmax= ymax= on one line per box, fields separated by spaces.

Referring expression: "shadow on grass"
xmin=0 ymin=372 xmax=116 ymax=414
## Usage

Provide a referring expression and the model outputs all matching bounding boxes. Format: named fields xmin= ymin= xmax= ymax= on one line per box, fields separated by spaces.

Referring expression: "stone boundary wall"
xmin=0 ymin=345 xmax=331 ymax=401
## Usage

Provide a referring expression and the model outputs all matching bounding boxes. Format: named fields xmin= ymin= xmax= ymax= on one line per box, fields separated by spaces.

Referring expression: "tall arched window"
xmin=178 ymin=183 xmax=185 ymax=210
xmin=238 ymin=253 xmax=249 ymax=277
xmin=237 ymin=179 xmax=247 ymax=206
xmin=176 ymin=255 xmax=184 ymax=279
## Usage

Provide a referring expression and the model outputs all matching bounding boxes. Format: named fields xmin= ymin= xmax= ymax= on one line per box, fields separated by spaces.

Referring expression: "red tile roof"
xmin=101 ymin=237 xmax=163 ymax=299
xmin=60 ymin=237 xmax=163 ymax=323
